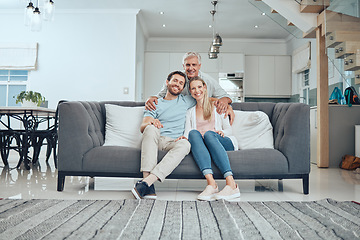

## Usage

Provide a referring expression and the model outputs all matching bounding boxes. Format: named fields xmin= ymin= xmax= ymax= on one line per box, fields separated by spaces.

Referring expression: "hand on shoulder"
xmin=145 ymin=96 xmax=158 ymax=111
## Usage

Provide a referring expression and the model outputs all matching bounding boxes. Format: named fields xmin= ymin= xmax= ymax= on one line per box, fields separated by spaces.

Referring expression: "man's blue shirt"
xmin=144 ymin=95 xmax=196 ymax=139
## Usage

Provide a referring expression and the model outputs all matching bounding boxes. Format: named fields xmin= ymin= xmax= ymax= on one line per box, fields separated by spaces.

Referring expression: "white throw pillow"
xmin=232 ymin=110 xmax=274 ymax=150
xmin=103 ymin=104 xmax=144 ymax=149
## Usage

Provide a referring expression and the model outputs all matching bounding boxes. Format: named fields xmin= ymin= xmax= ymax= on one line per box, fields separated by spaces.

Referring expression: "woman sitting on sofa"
xmin=184 ymin=76 xmax=240 ymax=201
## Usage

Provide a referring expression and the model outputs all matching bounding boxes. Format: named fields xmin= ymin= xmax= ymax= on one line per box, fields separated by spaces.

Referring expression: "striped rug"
xmin=0 ymin=198 xmax=359 ymax=239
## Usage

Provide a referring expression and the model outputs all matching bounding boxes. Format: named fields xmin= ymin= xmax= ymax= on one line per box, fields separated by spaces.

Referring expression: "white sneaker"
xmin=197 ymin=185 xmax=219 ymax=201
xmin=215 ymin=184 xmax=241 ymax=200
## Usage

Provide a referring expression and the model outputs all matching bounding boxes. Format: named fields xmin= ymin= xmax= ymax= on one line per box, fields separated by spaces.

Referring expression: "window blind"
xmin=0 ymin=43 xmax=38 ymax=70
xmin=292 ymin=42 xmax=311 ymax=74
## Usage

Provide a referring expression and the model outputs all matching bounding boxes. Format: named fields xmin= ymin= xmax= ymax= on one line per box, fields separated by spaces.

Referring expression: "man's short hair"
xmin=182 ymin=52 xmax=201 ymax=65
xmin=167 ymin=71 xmax=187 ymax=86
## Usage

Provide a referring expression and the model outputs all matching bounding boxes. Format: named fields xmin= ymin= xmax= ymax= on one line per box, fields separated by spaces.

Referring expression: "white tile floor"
xmin=1 ymin=150 xmax=360 ymax=202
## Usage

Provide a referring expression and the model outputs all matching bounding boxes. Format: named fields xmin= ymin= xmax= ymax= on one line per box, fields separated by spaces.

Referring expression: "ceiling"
xmin=1 ymin=0 xmax=292 ymax=39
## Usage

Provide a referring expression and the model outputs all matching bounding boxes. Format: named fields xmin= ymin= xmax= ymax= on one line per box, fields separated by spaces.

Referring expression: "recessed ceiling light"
xmin=162 ymin=24 xmax=166 ymax=27
xmin=262 ymin=12 xmax=266 ymax=16
xmin=254 ymin=25 xmax=259 ymax=28
xmin=159 ymin=11 xmax=164 ymax=15
xmin=209 ymin=25 xmax=213 ymax=28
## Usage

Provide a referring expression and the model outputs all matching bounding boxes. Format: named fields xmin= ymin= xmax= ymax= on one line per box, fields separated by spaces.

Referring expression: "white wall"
xmin=135 ymin=14 xmax=146 ymax=102
xmin=146 ymin=38 xmax=288 ymax=55
xmin=0 ymin=9 xmax=140 ymax=109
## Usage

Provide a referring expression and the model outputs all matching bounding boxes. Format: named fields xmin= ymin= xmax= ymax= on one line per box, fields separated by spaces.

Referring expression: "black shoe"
xmin=131 ymin=181 xmax=157 ymax=199
xmin=143 ymin=184 xmax=157 ymax=200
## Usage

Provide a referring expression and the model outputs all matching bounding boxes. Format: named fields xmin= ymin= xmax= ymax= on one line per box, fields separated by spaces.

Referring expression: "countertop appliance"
xmin=219 ymin=72 xmax=244 ymax=102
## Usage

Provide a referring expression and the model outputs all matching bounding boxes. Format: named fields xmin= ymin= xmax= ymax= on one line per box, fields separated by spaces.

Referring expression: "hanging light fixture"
xmin=24 ymin=1 xmax=34 ymax=26
xmin=31 ymin=6 xmax=42 ymax=32
xmin=208 ymin=1 xmax=222 ymax=59
xmin=211 ymin=1 xmax=222 ymax=47
xmin=209 ymin=45 xmax=220 ymax=54
xmin=208 ymin=52 xmax=218 ymax=59
xmin=24 ymin=0 xmax=55 ymax=31
xmin=213 ymin=33 xmax=222 ymax=47
xmin=208 ymin=8 xmax=218 ymax=59
xmin=208 ymin=44 xmax=220 ymax=59
xmin=43 ymin=0 xmax=55 ymax=21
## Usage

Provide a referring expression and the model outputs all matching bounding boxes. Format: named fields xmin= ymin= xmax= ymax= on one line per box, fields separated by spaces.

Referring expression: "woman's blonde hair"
xmin=189 ymin=76 xmax=213 ymax=120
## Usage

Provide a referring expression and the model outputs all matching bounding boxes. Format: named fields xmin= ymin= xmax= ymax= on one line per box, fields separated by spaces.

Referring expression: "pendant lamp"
xmin=213 ymin=33 xmax=223 ymax=47
xmin=208 ymin=52 xmax=218 ymax=59
xmin=24 ymin=1 xmax=34 ymax=26
xmin=43 ymin=0 xmax=55 ymax=21
xmin=31 ymin=7 xmax=42 ymax=32
xmin=23 ymin=0 xmax=55 ymax=31
xmin=208 ymin=1 xmax=223 ymax=59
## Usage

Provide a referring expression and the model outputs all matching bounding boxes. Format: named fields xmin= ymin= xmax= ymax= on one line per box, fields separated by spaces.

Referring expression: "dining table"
xmin=0 ymin=106 xmax=56 ymax=170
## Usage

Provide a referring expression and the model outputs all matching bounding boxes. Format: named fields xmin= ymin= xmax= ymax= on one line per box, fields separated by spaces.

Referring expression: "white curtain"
xmin=0 ymin=43 xmax=38 ymax=70
xmin=292 ymin=42 xmax=311 ymax=73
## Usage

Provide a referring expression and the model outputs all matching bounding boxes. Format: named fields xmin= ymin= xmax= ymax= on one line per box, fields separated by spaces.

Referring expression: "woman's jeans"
xmin=188 ymin=130 xmax=234 ymax=178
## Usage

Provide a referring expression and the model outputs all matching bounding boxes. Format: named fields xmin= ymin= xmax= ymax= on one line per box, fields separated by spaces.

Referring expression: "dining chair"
xmin=31 ymin=100 xmax=67 ymax=169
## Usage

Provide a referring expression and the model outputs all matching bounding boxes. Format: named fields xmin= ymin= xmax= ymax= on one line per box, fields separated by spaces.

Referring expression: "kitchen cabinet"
xmin=168 ymin=52 xmax=219 ymax=73
xmin=245 ymin=55 xmax=291 ymax=97
xmin=169 ymin=52 xmax=244 ymax=74
xmin=201 ymin=55 xmax=219 ymax=73
xmin=144 ymin=52 xmax=245 ymax=100
xmin=244 ymin=56 xmax=259 ymax=96
xmin=259 ymin=56 xmax=275 ymax=96
xmin=218 ymin=53 xmax=245 ymax=73
xmin=275 ymin=56 xmax=292 ymax=96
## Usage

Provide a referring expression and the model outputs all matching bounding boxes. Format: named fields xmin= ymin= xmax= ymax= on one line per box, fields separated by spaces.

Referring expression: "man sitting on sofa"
xmin=132 ymin=70 xmax=196 ymax=199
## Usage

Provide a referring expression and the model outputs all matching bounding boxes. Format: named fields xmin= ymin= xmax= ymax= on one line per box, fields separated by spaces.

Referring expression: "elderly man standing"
xmin=146 ymin=51 xmax=235 ymax=124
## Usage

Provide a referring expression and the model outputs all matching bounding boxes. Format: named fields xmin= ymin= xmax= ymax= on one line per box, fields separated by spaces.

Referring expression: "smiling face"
xmin=166 ymin=73 xmax=186 ymax=96
xmin=183 ymin=56 xmax=201 ymax=79
xmin=189 ymin=79 xmax=206 ymax=101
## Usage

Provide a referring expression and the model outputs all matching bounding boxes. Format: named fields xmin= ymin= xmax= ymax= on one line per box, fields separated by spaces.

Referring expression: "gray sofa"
xmin=57 ymin=101 xmax=310 ymax=194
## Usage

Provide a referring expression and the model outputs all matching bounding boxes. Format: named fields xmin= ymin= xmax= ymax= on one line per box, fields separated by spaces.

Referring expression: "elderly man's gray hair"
xmin=182 ymin=52 xmax=201 ymax=65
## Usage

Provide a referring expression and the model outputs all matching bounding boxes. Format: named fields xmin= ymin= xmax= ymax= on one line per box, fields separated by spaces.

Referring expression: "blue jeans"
xmin=188 ymin=130 xmax=234 ymax=178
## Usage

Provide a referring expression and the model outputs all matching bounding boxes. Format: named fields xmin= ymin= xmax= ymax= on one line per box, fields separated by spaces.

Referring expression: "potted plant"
xmin=14 ymin=91 xmax=45 ymax=107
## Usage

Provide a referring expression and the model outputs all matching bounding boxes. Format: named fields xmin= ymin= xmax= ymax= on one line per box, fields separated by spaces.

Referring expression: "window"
xmin=302 ymin=69 xmax=309 ymax=87
xmin=0 ymin=70 xmax=28 ymax=106
xmin=300 ymin=69 xmax=310 ymax=104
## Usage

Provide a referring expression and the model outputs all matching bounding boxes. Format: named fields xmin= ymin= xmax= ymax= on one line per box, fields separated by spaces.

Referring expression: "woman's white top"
xmin=184 ymin=106 xmax=239 ymax=150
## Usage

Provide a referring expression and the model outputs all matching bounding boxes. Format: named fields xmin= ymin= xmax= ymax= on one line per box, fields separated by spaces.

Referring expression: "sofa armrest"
xmin=58 ymin=101 xmax=105 ymax=171
xmin=272 ymin=103 xmax=310 ymax=173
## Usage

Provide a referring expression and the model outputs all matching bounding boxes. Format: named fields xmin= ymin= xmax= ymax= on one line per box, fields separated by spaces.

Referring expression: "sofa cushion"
xmin=232 ymin=110 xmax=274 ymax=150
xmin=226 ymin=149 xmax=288 ymax=175
xmin=82 ymin=147 xmax=288 ymax=177
xmin=103 ymin=104 xmax=144 ymax=149
xmin=169 ymin=149 xmax=288 ymax=179
xmin=83 ymin=146 xmax=143 ymax=177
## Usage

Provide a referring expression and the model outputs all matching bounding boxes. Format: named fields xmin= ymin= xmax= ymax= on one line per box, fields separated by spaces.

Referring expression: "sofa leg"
xmin=278 ymin=179 xmax=283 ymax=192
xmin=302 ymin=175 xmax=309 ymax=195
xmin=57 ymin=173 xmax=65 ymax=191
